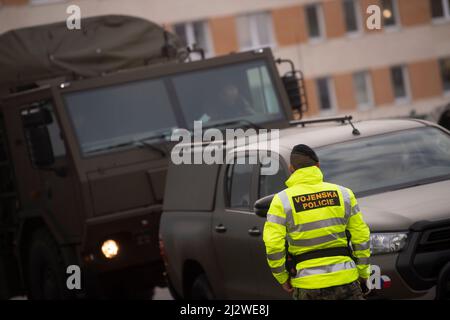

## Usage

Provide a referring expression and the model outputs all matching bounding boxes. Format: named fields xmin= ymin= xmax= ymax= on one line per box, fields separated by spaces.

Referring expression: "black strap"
xmin=293 ymin=246 xmax=352 ymax=264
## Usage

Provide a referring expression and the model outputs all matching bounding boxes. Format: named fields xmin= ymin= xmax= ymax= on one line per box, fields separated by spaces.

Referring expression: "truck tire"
xmin=0 ymin=255 xmax=21 ymax=299
xmin=191 ymin=274 xmax=214 ymax=300
xmin=27 ymin=229 xmax=70 ymax=300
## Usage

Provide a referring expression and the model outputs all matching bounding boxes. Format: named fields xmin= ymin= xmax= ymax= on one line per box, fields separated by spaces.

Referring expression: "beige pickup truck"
xmin=160 ymin=117 xmax=450 ymax=300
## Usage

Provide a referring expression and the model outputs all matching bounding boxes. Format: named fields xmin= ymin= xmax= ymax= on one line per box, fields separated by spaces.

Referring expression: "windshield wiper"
xmin=84 ymin=141 xmax=137 ymax=155
xmin=84 ymin=133 xmax=169 ymax=156
xmin=135 ymin=133 xmax=170 ymax=157
xmin=203 ymin=119 xmax=262 ymax=131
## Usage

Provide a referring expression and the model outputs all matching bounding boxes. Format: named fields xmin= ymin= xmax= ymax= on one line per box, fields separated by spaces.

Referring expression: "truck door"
xmin=212 ymin=155 xmax=265 ymax=299
xmin=2 ymin=91 xmax=82 ymax=243
xmin=253 ymin=158 xmax=292 ymax=299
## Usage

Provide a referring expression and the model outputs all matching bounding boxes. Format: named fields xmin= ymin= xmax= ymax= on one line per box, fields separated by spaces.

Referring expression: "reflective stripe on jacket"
xmin=263 ymin=166 xmax=371 ymax=289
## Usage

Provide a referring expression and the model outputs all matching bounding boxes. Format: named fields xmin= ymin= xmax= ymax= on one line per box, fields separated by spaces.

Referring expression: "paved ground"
xmin=153 ymin=287 xmax=173 ymax=300
xmin=10 ymin=287 xmax=174 ymax=300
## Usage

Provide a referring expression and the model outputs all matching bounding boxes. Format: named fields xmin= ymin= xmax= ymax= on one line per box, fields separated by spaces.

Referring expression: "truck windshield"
xmin=317 ymin=127 xmax=450 ymax=197
xmin=63 ymin=59 xmax=286 ymax=156
xmin=64 ymin=79 xmax=177 ymax=155
xmin=172 ymin=60 xmax=284 ymax=128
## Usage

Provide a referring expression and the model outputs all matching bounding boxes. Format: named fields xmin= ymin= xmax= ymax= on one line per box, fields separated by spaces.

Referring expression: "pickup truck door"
xmin=252 ymin=159 xmax=292 ymax=299
xmin=212 ymin=157 xmax=266 ymax=299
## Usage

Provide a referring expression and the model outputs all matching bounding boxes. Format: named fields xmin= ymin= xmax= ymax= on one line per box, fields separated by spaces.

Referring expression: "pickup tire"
xmin=27 ymin=229 xmax=70 ymax=300
xmin=191 ymin=274 xmax=214 ymax=300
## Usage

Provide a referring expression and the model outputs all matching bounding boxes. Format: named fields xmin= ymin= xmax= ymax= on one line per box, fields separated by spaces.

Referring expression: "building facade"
xmin=1 ymin=0 xmax=449 ymax=120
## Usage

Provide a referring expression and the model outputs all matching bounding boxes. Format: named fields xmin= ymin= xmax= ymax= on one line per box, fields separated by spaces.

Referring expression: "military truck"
xmin=0 ymin=15 xmax=304 ymax=299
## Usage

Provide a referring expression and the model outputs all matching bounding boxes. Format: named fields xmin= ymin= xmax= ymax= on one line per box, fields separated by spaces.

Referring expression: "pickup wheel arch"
xmin=182 ymin=260 xmax=214 ymax=299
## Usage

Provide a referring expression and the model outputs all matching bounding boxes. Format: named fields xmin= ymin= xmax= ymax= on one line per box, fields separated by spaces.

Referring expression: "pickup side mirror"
xmin=25 ymin=126 xmax=55 ymax=167
xmin=254 ymin=194 xmax=275 ymax=218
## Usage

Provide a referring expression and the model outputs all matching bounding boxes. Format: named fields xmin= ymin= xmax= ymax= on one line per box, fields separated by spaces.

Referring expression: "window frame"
xmin=343 ymin=0 xmax=363 ymax=37
xmin=381 ymin=0 xmax=401 ymax=31
xmin=390 ymin=65 xmax=411 ymax=105
xmin=305 ymin=3 xmax=326 ymax=42
xmin=236 ymin=11 xmax=276 ymax=51
xmin=431 ymin=0 xmax=450 ymax=23
xmin=316 ymin=76 xmax=338 ymax=115
xmin=173 ymin=20 xmax=214 ymax=58
xmin=225 ymin=155 xmax=259 ymax=212
xmin=353 ymin=70 xmax=374 ymax=110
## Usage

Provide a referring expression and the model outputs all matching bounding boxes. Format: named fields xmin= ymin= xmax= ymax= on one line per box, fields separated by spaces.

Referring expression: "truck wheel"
xmin=27 ymin=229 xmax=69 ymax=300
xmin=191 ymin=274 xmax=214 ymax=300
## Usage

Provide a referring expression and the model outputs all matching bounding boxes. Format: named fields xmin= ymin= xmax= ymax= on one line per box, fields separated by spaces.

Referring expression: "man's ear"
xmin=316 ymin=162 xmax=320 ymax=168
xmin=289 ymin=164 xmax=295 ymax=173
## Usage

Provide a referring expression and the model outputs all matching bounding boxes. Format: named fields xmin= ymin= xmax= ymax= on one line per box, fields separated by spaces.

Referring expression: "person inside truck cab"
xmin=197 ymin=83 xmax=256 ymax=123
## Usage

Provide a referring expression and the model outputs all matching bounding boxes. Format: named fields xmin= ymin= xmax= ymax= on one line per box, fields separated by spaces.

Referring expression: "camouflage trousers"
xmin=293 ymin=281 xmax=364 ymax=300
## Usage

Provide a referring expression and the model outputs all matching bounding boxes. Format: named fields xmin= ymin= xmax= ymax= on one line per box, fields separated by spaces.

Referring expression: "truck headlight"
xmin=370 ymin=232 xmax=408 ymax=255
xmin=101 ymin=239 xmax=119 ymax=259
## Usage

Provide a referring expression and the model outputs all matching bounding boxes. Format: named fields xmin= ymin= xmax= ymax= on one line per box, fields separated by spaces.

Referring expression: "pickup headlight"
xmin=370 ymin=232 xmax=408 ymax=255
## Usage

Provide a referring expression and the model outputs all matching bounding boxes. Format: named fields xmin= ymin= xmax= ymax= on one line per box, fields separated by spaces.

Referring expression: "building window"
xmin=353 ymin=71 xmax=373 ymax=109
xmin=430 ymin=0 xmax=450 ymax=21
xmin=174 ymin=20 xmax=213 ymax=58
xmin=440 ymin=57 xmax=450 ymax=92
xmin=343 ymin=0 xmax=361 ymax=34
xmin=236 ymin=12 xmax=275 ymax=51
xmin=390 ymin=66 xmax=410 ymax=102
xmin=381 ymin=0 xmax=400 ymax=28
xmin=316 ymin=77 xmax=335 ymax=111
xmin=305 ymin=4 xmax=325 ymax=40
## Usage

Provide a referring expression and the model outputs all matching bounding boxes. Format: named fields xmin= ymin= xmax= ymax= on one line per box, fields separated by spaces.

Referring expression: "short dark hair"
xmin=290 ymin=144 xmax=319 ymax=170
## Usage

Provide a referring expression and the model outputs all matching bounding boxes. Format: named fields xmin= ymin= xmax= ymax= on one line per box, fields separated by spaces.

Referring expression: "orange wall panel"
xmin=209 ymin=16 xmax=239 ymax=55
xmin=272 ymin=5 xmax=308 ymax=46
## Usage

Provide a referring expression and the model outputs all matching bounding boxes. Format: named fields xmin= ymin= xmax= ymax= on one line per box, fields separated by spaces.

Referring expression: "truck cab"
xmin=0 ymin=15 xmax=300 ymax=299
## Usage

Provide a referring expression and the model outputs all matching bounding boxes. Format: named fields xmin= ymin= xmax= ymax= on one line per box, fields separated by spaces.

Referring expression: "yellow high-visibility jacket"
xmin=263 ymin=166 xmax=371 ymax=289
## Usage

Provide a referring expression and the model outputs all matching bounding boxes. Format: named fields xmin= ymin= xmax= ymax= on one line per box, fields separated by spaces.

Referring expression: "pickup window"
xmin=226 ymin=163 xmax=255 ymax=210
xmin=259 ymin=162 xmax=287 ymax=198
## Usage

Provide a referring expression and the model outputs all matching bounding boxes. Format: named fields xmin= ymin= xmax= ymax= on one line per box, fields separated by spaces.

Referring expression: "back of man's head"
xmin=290 ymin=144 xmax=319 ymax=170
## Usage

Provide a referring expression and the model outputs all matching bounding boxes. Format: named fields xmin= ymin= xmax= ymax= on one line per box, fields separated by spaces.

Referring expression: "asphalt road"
xmin=153 ymin=286 xmax=173 ymax=300
xmin=10 ymin=287 xmax=173 ymax=300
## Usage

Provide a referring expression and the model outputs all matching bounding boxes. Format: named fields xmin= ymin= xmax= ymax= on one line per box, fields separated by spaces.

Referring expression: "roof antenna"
xmin=161 ymin=25 xmax=177 ymax=60
xmin=347 ymin=117 xmax=361 ymax=136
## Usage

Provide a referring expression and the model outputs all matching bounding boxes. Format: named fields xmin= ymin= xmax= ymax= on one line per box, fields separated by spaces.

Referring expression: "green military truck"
xmin=0 ymin=15 xmax=304 ymax=299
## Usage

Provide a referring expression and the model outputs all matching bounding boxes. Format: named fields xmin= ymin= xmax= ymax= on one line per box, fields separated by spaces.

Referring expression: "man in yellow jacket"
xmin=263 ymin=144 xmax=371 ymax=300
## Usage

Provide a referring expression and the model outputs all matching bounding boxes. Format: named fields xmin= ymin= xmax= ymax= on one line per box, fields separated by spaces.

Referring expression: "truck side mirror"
xmin=254 ymin=194 xmax=275 ymax=218
xmin=281 ymin=74 xmax=302 ymax=111
xmin=276 ymin=58 xmax=308 ymax=119
xmin=22 ymin=108 xmax=53 ymax=128
xmin=25 ymin=126 xmax=55 ymax=167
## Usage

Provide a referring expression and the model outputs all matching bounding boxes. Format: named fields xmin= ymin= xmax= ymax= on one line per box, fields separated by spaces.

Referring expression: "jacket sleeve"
xmin=346 ymin=188 xmax=371 ymax=279
xmin=262 ymin=194 xmax=289 ymax=284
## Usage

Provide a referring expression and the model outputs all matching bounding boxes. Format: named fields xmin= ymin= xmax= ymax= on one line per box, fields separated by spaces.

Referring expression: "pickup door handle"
xmin=215 ymin=224 xmax=227 ymax=233
xmin=248 ymin=227 xmax=261 ymax=237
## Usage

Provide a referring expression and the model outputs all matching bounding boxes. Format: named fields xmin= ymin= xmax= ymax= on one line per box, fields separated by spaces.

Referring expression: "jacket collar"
xmin=285 ymin=166 xmax=323 ymax=187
